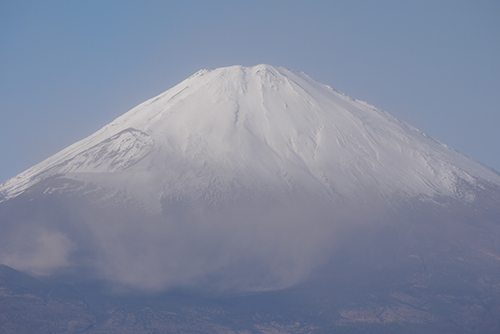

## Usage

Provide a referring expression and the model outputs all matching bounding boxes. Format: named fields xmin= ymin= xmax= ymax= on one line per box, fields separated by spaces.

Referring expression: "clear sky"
xmin=1 ymin=0 xmax=499 ymax=183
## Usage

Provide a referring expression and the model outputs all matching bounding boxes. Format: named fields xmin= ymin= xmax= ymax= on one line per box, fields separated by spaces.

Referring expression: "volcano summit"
xmin=2 ymin=65 xmax=499 ymax=208
xmin=1 ymin=65 xmax=499 ymax=333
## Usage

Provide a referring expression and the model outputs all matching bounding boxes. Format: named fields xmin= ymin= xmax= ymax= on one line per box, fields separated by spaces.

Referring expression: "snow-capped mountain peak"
xmin=1 ymin=65 xmax=499 ymax=210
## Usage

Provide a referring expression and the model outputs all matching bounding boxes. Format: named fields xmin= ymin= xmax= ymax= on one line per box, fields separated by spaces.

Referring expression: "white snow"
xmin=1 ymin=64 xmax=499 ymax=210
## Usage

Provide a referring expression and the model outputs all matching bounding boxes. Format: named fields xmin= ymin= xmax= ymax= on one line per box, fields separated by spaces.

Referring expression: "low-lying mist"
xmin=0 ymin=188 xmax=389 ymax=294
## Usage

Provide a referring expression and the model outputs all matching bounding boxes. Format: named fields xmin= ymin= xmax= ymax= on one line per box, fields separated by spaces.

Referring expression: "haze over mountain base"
xmin=0 ymin=177 xmax=385 ymax=293
xmin=1 ymin=188 xmax=499 ymax=333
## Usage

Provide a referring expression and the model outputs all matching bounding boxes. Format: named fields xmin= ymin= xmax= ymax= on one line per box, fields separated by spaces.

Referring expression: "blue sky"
xmin=1 ymin=0 xmax=499 ymax=182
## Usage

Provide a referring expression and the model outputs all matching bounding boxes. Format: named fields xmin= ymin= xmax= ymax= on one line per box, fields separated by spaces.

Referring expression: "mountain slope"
xmin=0 ymin=66 xmax=500 ymax=333
xmin=1 ymin=65 xmax=499 ymax=212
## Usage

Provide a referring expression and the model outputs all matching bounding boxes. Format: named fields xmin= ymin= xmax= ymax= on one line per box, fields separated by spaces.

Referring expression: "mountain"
xmin=1 ymin=65 xmax=500 ymax=333
xmin=2 ymin=65 xmax=499 ymax=207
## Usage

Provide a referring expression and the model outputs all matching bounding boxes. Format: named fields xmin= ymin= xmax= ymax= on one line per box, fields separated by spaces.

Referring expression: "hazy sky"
xmin=1 ymin=0 xmax=499 ymax=183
